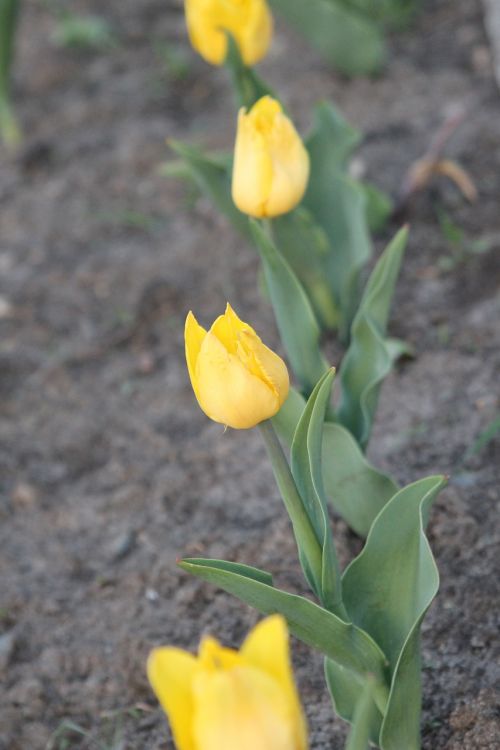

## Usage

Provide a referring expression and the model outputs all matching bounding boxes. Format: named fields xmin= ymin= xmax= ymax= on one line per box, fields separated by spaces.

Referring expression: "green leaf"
xmin=0 ymin=0 xmax=21 ymax=147
xmin=304 ymin=103 xmax=373 ymax=339
xmin=259 ymin=420 xmax=324 ymax=599
xmin=224 ymin=32 xmax=276 ymax=110
xmin=250 ymin=219 xmax=329 ymax=395
xmin=360 ymin=181 xmax=393 ymax=234
xmin=183 ymin=558 xmax=274 ymax=587
xmin=337 ymin=226 xmax=409 ymax=449
xmin=167 ymin=141 xmax=251 ymax=239
xmin=269 ymin=0 xmax=386 ymax=76
xmin=342 ymin=475 xmax=447 ymax=749
xmin=337 ymin=0 xmax=419 ymax=27
xmin=273 ymin=388 xmax=399 ymax=538
xmin=273 ymin=208 xmax=340 ymax=330
xmin=323 ymin=422 xmax=398 ymax=537
xmin=325 ymin=659 xmax=383 ymax=744
xmin=291 ymin=370 xmax=345 ymax=615
xmin=345 ymin=676 xmax=380 ymax=750
xmin=179 ymin=557 xmax=389 ymax=688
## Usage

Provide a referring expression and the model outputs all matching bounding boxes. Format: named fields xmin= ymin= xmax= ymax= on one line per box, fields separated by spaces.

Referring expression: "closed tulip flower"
xmin=185 ymin=303 xmax=289 ymax=429
xmin=184 ymin=0 xmax=273 ymax=66
xmin=232 ymin=96 xmax=310 ymax=218
xmin=148 ymin=615 xmax=308 ymax=750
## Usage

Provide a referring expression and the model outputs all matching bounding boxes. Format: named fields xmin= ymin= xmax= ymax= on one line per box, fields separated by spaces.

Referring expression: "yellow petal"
xmin=241 ymin=616 xmax=308 ymax=750
xmin=184 ymin=0 xmax=273 ymax=67
xmin=185 ymin=311 xmax=207 ymax=403
xmin=192 ymin=665 xmax=299 ymax=750
xmin=195 ymin=330 xmax=280 ymax=429
xmin=222 ymin=304 xmax=289 ymax=404
xmin=198 ymin=635 xmax=241 ymax=671
xmin=232 ymin=107 xmax=274 ymax=217
xmin=232 ymin=96 xmax=309 ymax=218
xmin=147 ymin=647 xmax=198 ymax=750
xmin=239 ymin=329 xmax=289 ymax=406
xmin=265 ymin=114 xmax=310 ymax=218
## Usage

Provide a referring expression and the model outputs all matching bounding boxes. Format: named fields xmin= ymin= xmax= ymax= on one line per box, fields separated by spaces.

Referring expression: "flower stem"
xmin=258 ymin=419 xmax=324 ymax=599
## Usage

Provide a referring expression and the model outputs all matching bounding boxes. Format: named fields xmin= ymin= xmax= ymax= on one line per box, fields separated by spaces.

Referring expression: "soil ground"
xmin=1 ymin=0 xmax=499 ymax=748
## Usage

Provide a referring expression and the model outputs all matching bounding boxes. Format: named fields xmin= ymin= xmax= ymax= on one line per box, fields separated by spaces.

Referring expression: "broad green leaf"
xmin=250 ymin=219 xmax=329 ymax=395
xmin=273 ymin=388 xmax=399 ymax=537
xmin=325 ymin=659 xmax=383 ymax=744
xmin=183 ymin=558 xmax=274 ymax=587
xmin=379 ymin=620 xmax=423 ymax=750
xmin=291 ymin=370 xmax=345 ymax=615
xmin=341 ymin=475 xmax=447 ymax=749
xmin=304 ymin=103 xmax=373 ymax=339
xmin=168 ymin=141 xmax=251 ymax=239
xmin=360 ymin=181 xmax=393 ymax=234
xmin=345 ymin=676 xmax=379 ymax=750
xmin=179 ymin=557 xmax=389 ymax=687
xmin=323 ymin=422 xmax=398 ymax=536
xmin=273 ymin=209 xmax=340 ymax=330
xmin=224 ymin=32 xmax=276 ymax=110
xmin=269 ymin=0 xmax=386 ymax=76
xmin=337 ymin=226 xmax=409 ymax=449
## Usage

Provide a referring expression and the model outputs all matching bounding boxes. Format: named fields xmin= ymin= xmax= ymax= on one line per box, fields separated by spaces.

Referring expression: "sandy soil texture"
xmin=1 ymin=0 xmax=499 ymax=748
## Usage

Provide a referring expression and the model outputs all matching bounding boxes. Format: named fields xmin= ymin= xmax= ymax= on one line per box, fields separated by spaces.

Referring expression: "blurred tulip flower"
xmin=184 ymin=0 xmax=273 ymax=66
xmin=148 ymin=615 xmax=308 ymax=750
xmin=232 ymin=96 xmax=310 ymax=218
xmin=185 ymin=303 xmax=289 ymax=429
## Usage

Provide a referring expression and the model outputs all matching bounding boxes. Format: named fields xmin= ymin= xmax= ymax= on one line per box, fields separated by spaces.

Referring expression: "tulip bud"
xmin=232 ymin=96 xmax=310 ymax=219
xmin=185 ymin=303 xmax=289 ymax=429
xmin=184 ymin=0 xmax=273 ymax=67
xmin=148 ymin=615 xmax=308 ymax=750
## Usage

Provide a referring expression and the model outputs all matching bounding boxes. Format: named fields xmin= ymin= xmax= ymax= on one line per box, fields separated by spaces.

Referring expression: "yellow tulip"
xmin=232 ymin=96 xmax=310 ymax=218
xmin=184 ymin=0 xmax=273 ymax=67
xmin=185 ymin=303 xmax=289 ymax=429
xmin=148 ymin=615 xmax=308 ymax=750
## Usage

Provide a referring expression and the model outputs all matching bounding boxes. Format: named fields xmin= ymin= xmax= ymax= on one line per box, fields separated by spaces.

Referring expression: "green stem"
xmin=259 ymin=420 xmax=324 ymax=593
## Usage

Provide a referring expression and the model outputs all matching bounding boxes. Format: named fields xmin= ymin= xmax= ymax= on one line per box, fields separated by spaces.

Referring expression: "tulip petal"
xmin=147 ymin=647 xmax=198 ymax=750
xmin=232 ymin=108 xmax=274 ymax=217
xmin=266 ymin=115 xmax=310 ymax=218
xmin=198 ymin=635 xmax=241 ymax=671
xmin=192 ymin=664 xmax=298 ymax=750
xmin=196 ymin=331 xmax=281 ymax=429
xmin=215 ymin=304 xmax=288 ymax=402
xmin=242 ymin=616 xmax=308 ymax=750
xmin=232 ymin=96 xmax=309 ymax=218
xmin=185 ymin=0 xmax=273 ymax=67
xmin=185 ymin=311 xmax=207 ymax=402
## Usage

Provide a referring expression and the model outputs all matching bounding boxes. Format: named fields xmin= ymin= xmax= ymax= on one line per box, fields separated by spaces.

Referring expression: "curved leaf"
xmin=337 ymin=226 xmax=409 ymax=449
xmin=342 ymin=474 xmax=446 ymax=748
xmin=291 ymin=370 xmax=345 ymax=615
xmin=273 ymin=388 xmax=399 ymax=537
xmin=345 ymin=676 xmax=379 ymax=750
xmin=179 ymin=557 xmax=389 ymax=686
xmin=304 ymin=104 xmax=373 ymax=338
xmin=269 ymin=0 xmax=386 ymax=76
xmin=273 ymin=208 xmax=340 ymax=330
xmin=250 ymin=219 xmax=329 ymax=395
xmin=322 ymin=422 xmax=398 ymax=537
xmin=325 ymin=659 xmax=383 ymax=744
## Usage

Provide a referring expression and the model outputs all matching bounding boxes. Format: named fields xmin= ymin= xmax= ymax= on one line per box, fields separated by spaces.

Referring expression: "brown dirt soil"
xmin=1 ymin=0 xmax=499 ymax=748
